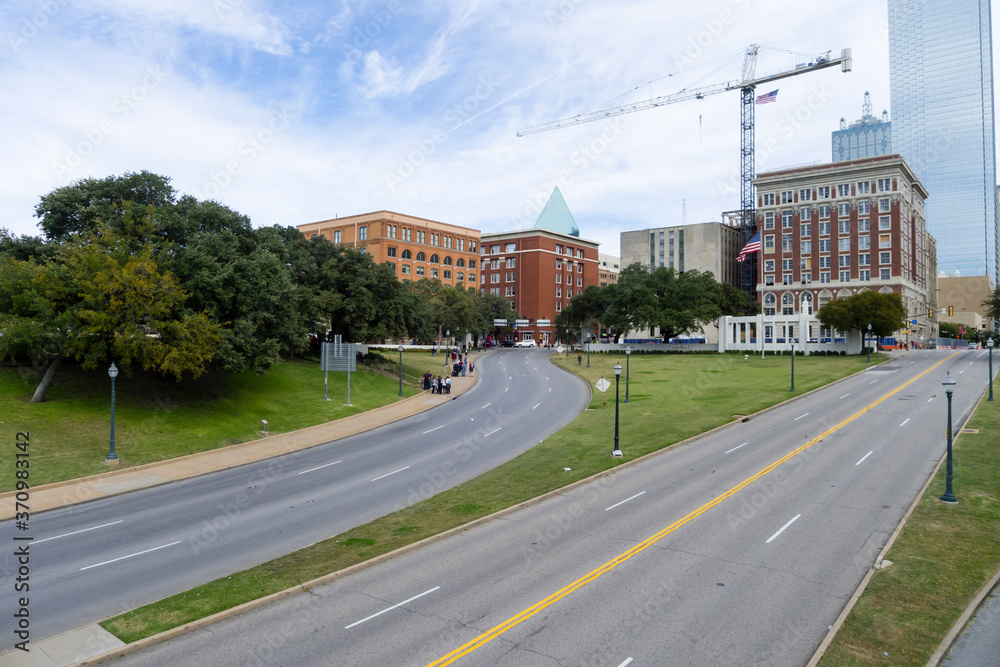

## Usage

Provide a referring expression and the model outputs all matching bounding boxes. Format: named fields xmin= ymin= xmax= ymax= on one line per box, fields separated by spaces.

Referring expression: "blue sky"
xmin=0 ymin=1 xmax=994 ymax=256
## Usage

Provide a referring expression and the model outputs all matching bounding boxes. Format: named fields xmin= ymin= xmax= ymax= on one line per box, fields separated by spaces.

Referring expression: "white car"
xmin=515 ymin=339 xmax=537 ymax=348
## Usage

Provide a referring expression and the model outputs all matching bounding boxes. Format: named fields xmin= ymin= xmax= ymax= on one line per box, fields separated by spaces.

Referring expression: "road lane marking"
xmin=899 ymin=418 xmax=910 ymax=427
xmin=855 ymin=451 xmax=874 ymax=466
xmin=423 ymin=425 xmax=445 ymax=434
xmin=765 ymin=514 xmax=801 ymax=543
xmin=617 ymin=659 xmax=633 ymax=667
xmin=870 ymin=379 xmax=878 ymax=384
xmin=297 ymin=460 xmax=342 ymax=475
xmin=839 ymin=393 xmax=850 ymax=399
xmin=481 ymin=403 xmax=492 ymax=409
xmin=794 ymin=413 xmax=809 ymax=421
xmin=484 ymin=428 xmax=501 ymax=437
xmin=505 ymin=387 xmax=509 ymax=392
xmin=725 ymin=443 xmax=749 ymax=454
xmin=345 ymin=586 xmax=441 ymax=629
xmin=371 ymin=466 xmax=410 ymax=482
xmin=80 ymin=541 xmax=181 ymax=571
xmin=35 ymin=520 xmax=123 ymax=544
xmin=532 ymin=403 xmax=540 ymax=410
xmin=928 ymin=397 xmax=934 ymax=402
xmin=425 ymin=351 xmax=961 ymax=667
xmin=959 ymin=369 xmax=965 ymax=374
xmin=605 ymin=492 xmax=646 ymax=511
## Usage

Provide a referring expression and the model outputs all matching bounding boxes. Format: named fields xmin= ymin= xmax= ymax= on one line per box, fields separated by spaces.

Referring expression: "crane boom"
xmin=516 ymin=45 xmax=852 ymax=298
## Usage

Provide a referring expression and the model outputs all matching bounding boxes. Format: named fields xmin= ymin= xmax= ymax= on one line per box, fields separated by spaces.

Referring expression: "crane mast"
xmin=517 ymin=45 xmax=853 ymax=297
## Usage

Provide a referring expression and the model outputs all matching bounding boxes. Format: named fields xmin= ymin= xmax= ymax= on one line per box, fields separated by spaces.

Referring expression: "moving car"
xmin=968 ymin=341 xmax=978 ymax=350
xmin=515 ymin=339 xmax=537 ymax=348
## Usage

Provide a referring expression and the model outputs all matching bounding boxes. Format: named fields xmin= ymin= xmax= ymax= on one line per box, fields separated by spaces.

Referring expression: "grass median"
xmin=819 ymin=388 xmax=1000 ymax=666
xmin=102 ymin=350 xmax=872 ymax=644
xmin=0 ymin=358 xmax=419 ymax=491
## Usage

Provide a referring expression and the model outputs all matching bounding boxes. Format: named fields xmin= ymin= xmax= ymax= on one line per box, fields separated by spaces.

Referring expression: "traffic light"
xmin=948 ymin=306 xmax=954 ymax=317
xmin=929 ymin=309 xmax=934 ymax=319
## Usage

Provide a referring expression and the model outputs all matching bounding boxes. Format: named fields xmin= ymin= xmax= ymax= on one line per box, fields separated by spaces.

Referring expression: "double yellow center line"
xmin=426 ymin=353 xmax=959 ymax=665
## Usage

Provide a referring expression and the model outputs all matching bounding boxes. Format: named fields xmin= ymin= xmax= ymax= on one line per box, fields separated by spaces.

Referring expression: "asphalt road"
xmin=107 ymin=349 xmax=994 ymax=666
xmin=0 ymin=349 xmax=590 ymax=653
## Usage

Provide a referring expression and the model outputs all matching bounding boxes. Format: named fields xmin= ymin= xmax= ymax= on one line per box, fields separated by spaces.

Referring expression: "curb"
xmin=926 ymin=567 xmax=1000 ymax=667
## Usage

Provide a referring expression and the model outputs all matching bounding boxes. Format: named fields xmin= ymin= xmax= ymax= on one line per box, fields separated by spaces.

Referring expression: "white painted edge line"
xmin=617 ymin=659 xmax=633 ymax=667
xmin=855 ymin=451 xmax=874 ymax=466
xmin=725 ymin=442 xmax=749 ymax=454
xmin=839 ymin=393 xmax=850 ymax=399
xmin=480 ymin=402 xmax=492 ymax=409
xmin=794 ymin=413 xmax=810 ymax=421
xmin=371 ymin=466 xmax=410 ymax=482
xmin=899 ymin=418 xmax=910 ymax=427
xmin=34 ymin=520 xmax=124 ymax=544
xmin=484 ymin=427 xmax=501 ymax=437
xmin=297 ymin=460 xmax=342 ymax=475
xmin=765 ymin=514 xmax=801 ymax=544
xmin=605 ymin=491 xmax=646 ymax=511
xmin=80 ymin=541 xmax=181 ymax=571
xmin=345 ymin=586 xmax=441 ymax=629
xmin=532 ymin=403 xmax=541 ymax=410
xmin=422 ymin=425 xmax=445 ymax=434
xmin=869 ymin=379 xmax=878 ymax=384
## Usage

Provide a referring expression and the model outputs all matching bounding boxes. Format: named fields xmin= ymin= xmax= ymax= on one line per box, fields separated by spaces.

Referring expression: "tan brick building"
xmin=297 ymin=211 xmax=481 ymax=288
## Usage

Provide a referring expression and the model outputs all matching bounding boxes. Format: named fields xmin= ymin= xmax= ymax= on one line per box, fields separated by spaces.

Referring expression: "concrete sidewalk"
xmin=0 ymin=357 xmax=482 ymax=522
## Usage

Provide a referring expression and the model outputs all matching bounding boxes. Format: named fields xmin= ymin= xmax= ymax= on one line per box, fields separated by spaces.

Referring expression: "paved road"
xmin=107 ymin=350 xmax=993 ymax=666
xmin=944 ymin=583 xmax=1000 ymax=667
xmin=0 ymin=349 xmax=589 ymax=653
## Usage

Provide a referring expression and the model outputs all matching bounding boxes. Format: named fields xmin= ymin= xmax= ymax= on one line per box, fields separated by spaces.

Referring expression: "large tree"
xmin=817 ymin=290 xmax=907 ymax=351
xmin=644 ymin=268 xmax=723 ymax=342
xmin=983 ymin=285 xmax=1000 ymax=322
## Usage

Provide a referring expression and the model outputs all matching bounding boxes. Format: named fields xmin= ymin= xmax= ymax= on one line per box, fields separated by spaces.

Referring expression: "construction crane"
xmin=517 ymin=44 xmax=853 ymax=297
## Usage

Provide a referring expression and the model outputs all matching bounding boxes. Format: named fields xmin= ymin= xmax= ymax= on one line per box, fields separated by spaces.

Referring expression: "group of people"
xmin=422 ymin=371 xmax=452 ymax=394
xmin=422 ymin=348 xmax=474 ymax=394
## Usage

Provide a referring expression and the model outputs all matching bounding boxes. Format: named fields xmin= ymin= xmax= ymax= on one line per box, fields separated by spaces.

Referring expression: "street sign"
xmin=515 ymin=319 xmax=530 ymax=327
xmin=536 ymin=319 xmax=551 ymax=326
xmin=595 ymin=378 xmax=610 ymax=393
xmin=912 ymin=319 xmax=917 ymax=325
xmin=556 ymin=345 xmax=564 ymax=354
xmin=493 ymin=319 xmax=508 ymax=326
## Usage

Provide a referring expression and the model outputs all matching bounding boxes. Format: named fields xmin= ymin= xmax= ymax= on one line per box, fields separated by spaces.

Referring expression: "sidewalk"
xmin=0 ymin=357 xmax=482 ymax=522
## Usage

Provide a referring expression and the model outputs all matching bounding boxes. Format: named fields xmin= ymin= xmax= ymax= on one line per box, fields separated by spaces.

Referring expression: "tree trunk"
xmin=30 ymin=356 xmax=62 ymax=403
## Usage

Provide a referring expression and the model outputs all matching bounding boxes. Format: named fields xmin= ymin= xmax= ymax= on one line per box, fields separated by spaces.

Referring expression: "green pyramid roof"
xmin=533 ymin=187 xmax=580 ymax=237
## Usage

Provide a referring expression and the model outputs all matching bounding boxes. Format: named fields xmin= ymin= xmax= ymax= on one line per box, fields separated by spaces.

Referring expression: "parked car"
xmin=500 ymin=340 xmax=515 ymax=347
xmin=515 ymin=339 xmax=537 ymax=348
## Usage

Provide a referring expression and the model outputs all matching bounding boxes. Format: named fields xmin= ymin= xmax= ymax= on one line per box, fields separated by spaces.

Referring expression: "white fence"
xmin=718 ymin=315 xmax=862 ymax=356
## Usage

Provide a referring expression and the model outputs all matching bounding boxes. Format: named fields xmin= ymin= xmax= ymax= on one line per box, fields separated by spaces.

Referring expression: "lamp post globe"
xmin=612 ymin=363 xmax=623 ymax=457
xmin=624 ymin=346 xmax=632 ymax=403
xmin=987 ymin=337 xmax=994 ymax=401
xmin=866 ymin=323 xmax=872 ymax=363
xmin=940 ymin=372 xmax=958 ymax=503
xmin=107 ymin=362 xmax=119 ymax=461
xmin=398 ymin=343 xmax=405 ymax=397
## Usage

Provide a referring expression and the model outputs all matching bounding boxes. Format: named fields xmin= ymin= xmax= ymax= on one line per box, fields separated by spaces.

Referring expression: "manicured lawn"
xmin=103 ymin=350 xmax=871 ymax=643
xmin=819 ymin=392 xmax=1000 ymax=666
xmin=0 ymin=358 xmax=418 ymax=491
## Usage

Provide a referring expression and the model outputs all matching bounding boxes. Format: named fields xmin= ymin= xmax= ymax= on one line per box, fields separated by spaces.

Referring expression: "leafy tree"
xmin=719 ymin=281 xmax=760 ymax=316
xmin=599 ymin=264 xmax=656 ymax=339
xmin=983 ymin=285 xmax=1000 ymax=322
xmin=0 ymin=229 xmax=54 ymax=262
xmin=938 ymin=322 xmax=961 ymax=338
xmin=645 ymin=268 xmax=722 ymax=342
xmin=475 ymin=292 xmax=517 ymax=341
xmin=817 ymin=290 xmax=907 ymax=351
xmin=557 ymin=284 xmax=608 ymax=340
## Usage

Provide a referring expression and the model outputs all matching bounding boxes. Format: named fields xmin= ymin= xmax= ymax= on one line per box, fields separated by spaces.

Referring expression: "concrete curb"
xmin=926 ymin=567 xmax=1000 ymax=667
xmin=65 ymin=352 xmax=882 ymax=664
xmin=805 ymin=376 xmax=984 ymax=667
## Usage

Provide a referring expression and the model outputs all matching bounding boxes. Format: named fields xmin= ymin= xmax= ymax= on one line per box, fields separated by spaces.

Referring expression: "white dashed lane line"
xmin=80 ymin=541 xmax=182 ymax=571
xmin=605 ymin=492 xmax=645 ymax=511
xmin=371 ymin=466 xmax=410 ymax=482
xmin=900 ymin=418 xmax=910 ymax=427
xmin=345 ymin=587 xmax=441 ymax=629
xmin=765 ymin=514 xmax=801 ymax=544
xmin=725 ymin=442 xmax=749 ymax=454
xmin=34 ymin=520 xmax=123 ymax=544
xmin=855 ymin=451 xmax=873 ymax=466
xmin=794 ymin=413 xmax=809 ymax=421
xmin=298 ymin=460 xmax=342 ymax=475
xmin=422 ymin=425 xmax=445 ymax=434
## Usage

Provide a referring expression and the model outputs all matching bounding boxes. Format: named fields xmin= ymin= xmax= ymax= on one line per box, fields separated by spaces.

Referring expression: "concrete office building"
xmin=888 ymin=0 xmax=998 ymax=284
xmin=598 ymin=253 xmax=620 ymax=287
xmin=619 ymin=221 xmax=743 ymax=287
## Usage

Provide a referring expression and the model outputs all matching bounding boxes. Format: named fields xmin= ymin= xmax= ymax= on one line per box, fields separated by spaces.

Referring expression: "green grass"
xmin=0 ymin=358 xmax=418 ymax=491
xmin=819 ymin=392 xmax=1000 ymax=666
xmin=101 ymin=351 xmax=870 ymax=643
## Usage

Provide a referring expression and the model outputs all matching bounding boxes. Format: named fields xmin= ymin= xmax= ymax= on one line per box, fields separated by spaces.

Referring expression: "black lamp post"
xmin=612 ymin=363 xmax=622 ymax=457
xmin=586 ymin=333 xmax=591 ymax=368
xmin=940 ymin=371 xmax=958 ymax=504
xmin=444 ymin=329 xmax=450 ymax=367
xmin=566 ymin=328 xmax=570 ymax=357
xmin=624 ymin=346 xmax=632 ymax=403
xmin=398 ymin=343 xmax=404 ymax=397
xmin=987 ymin=337 xmax=994 ymax=401
xmin=107 ymin=362 xmax=119 ymax=461
xmin=790 ymin=341 xmax=795 ymax=392
xmin=866 ymin=323 xmax=872 ymax=363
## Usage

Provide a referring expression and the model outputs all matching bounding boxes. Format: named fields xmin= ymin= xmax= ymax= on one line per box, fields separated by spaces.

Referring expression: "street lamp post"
xmin=398 ymin=343 xmax=404 ymax=397
xmin=444 ymin=329 xmax=450 ymax=367
xmin=790 ymin=341 xmax=795 ymax=392
xmin=612 ymin=363 xmax=622 ymax=457
xmin=107 ymin=362 xmax=119 ymax=461
xmin=988 ymin=338 xmax=994 ymax=401
xmin=566 ymin=329 xmax=570 ymax=357
xmin=940 ymin=371 xmax=958 ymax=503
xmin=624 ymin=347 xmax=632 ymax=403
xmin=867 ymin=323 xmax=872 ymax=363
xmin=586 ymin=333 xmax=591 ymax=367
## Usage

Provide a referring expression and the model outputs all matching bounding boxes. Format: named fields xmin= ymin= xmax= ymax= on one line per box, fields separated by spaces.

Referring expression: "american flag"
xmin=755 ymin=89 xmax=778 ymax=105
xmin=736 ymin=232 xmax=761 ymax=262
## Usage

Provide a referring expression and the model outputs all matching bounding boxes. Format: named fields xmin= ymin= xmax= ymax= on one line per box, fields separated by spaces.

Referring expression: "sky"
xmin=0 ymin=0 xmax=995 ymax=257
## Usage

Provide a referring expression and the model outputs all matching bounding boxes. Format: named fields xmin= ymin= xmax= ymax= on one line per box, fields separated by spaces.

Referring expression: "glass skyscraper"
xmin=888 ymin=0 xmax=998 ymax=284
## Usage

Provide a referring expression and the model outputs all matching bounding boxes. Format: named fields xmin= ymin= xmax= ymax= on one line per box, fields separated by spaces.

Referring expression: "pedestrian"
xmin=469 ymin=361 xmax=475 ymax=375
xmin=577 ymin=353 xmax=582 ymax=366
xmin=461 ymin=359 xmax=467 ymax=376
xmin=445 ymin=377 xmax=451 ymax=394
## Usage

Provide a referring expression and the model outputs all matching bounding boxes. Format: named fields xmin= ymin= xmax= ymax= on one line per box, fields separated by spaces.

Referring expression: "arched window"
xmin=800 ymin=292 xmax=813 ymax=315
xmin=401 ymin=249 xmax=412 ymax=259
xmin=443 ymin=256 xmax=453 ymax=265
xmin=416 ymin=252 xmax=426 ymax=262
xmin=443 ymin=270 xmax=452 ymax=279
xmin=430 ymin=254 xmax=439 ymax=264
xmin=456 ymin=258 xmax=465 ymax=267
xmin=782 ymin=292 xmax=794 ymax=315
xmin=764 ymin=293 xmax=776 ymax=316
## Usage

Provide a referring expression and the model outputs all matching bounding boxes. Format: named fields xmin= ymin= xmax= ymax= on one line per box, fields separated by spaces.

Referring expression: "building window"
xmin=799 ymin=188 xmax=812 ymax=202
xmin=490 ymin=259 xmax=499 ymax=270
xmin=577 ymin=249 xmax=584 ymax=258
xmin=856 ymin=180 xmax=871 ymax=194
xmin=469 ymin=272 xmax=475 ymax=283
xmin=470 ymin=241 xmax=476 ymax=252
xmin=818 ymin=186 xmax=830 ymax=199
xmin=880 ymin=251 xmax=891 ymax=265
xmin=819 ymin=239 xmax=831 ymax=253
xmin=577 ymin=276 xmax=582 ymax=286
xmin=801 ymin=256 xmax=812 ymax=271
xmin=577 ymin=263 xmax=582 ymax=273
xmin=878 ymin=198 xmax=891 ymax=213
xmin=445 ymin=236 xmax=452 ymax=249
xmin=401 ymin=264 xmax=411 ymax=275
xmin=782 ymin=293 xmax=794 ymax=315
xmin=763 ymin=193 xmax=775 ymax=205
xmin=859 ymin=269 xmax=870 ymax=281
xmin=430 ymin=253 xmax=439 ymax=263
xmin=334 ymin=230 xmax=342 ymax=243
xmin=839 ymin=255 xmax=851 ymax=267
xmin=401 ymin=249 xmax=412 ymax=259
xmin=556 ymin=287 xmax=562 ymax=298
xmin=456 ymin=271 xmax=464 ymax=281
xmin=859 ymin=236 xmax=870 ymax=250
xmin=820 ymin=256 xmax=831 ymax=269
xmin=764 ymin=212 xmax=775 ymax=230
xmin=764 ymin=234 xmax=775 ymax=253
xmin=782 ymin=234 xmax=793 ymax=252
xmin=359 ymin=226 xmax=367 ymax=240
xmin=820 ymin=271 xmax=831 ymax=283
xmin=505 ymin=286 xmax=515 ymax=297
xmin=782 ymin=210 xmax=793 ymax=228
xmin=444 ymin=256 xmax=453 ymax=265
xmin=782 ymin=259 xmax=794 ymax=271
xmin=387 ymin=247 xmax=397 ymax=258
xmin=556 ymin=274 xmax=562 ymax=284
xmin=506 ymin=272 xmax=515 ymax=282
xmin=837 ymin=183 xmax=850 ymax=197
xmin=858 ymin=201 xmax=871 ymax=216
xmin=781 ymin=190 xmax=794 ymax=204
xmin=469 ymin=260 xmax=476 ymax=269
xmin=765 ymin=259 xmax=775 ymax=272
xmin=491 ymin=244 xmax=500 ymax=254
xmin=837 ymin=220 xmax=849 ymax=235
xmin=505 ymin=242 xmax=516 ymax=253
xmin=839 ymin=238 xmax=851 ymax=252
xmin=764 ymin=293 xmax=776 ymax=315
xmin=859 ymin=253 xmax=870 ymax=266
xmin=801 ymin=240 xmax=812 ymax=254
xmin=818 ymin=205 xmax=831 ymax=219
xmin=506 ymin=257 xmax=515 ymax=268
xmin=765 ymin=275 xmax=775 ymax=286
xmin=879 ymin=216 xmax=892 ymax=230
xmin=880 ymin=268 xmax=891 ymax=280
xmin=801 ymin=223 xmax=811 ymax=238
xmin=801 ymin=273 xmax=812 ymax=284
xmin=456 ymin=258 xmax=465 ymax=267
xmin=837 ymin=203 xmax=850 ymax=218
xmin=840 ymin=270 xmax=851 ymax=282
xmin=819 ymin=221 xmax=831 ymax=236
xmin=879 ymin=234 xmax=891 ymax=249
xmin=416 ymin=266 xmax=425 ymax=276
xmin=443 ymin=270 xmax=451 ymax=279
xmin=416 ymin=252 xmax=426 ymax=262
xmin=800 ymin=207 xmax=812 ymax=221
xmin=491 ymin=273 xmax=500 ymax=283
xmin=858 ymin=219 xmax=870 ymax=232
xmin=555 ymin=302 xmax=562 ymax=312
xmin=555 ymin=244 xmax=563 ymax=254
xmin=877 ymin=178 xmax=892 ymax=192
xmin=431 ymin=268 xmax=439 ymax=278
xmin=783 ymin=274 xmax=793 ymax=285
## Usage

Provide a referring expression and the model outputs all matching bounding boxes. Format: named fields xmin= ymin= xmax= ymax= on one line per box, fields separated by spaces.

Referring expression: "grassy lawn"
xmin=819 ymin=391 xmax=1000 ymax=666
xmin=103 ymin=350 xmax=871 ymax=643
xmin=0 ymin=358 xmax=419 ymax=491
